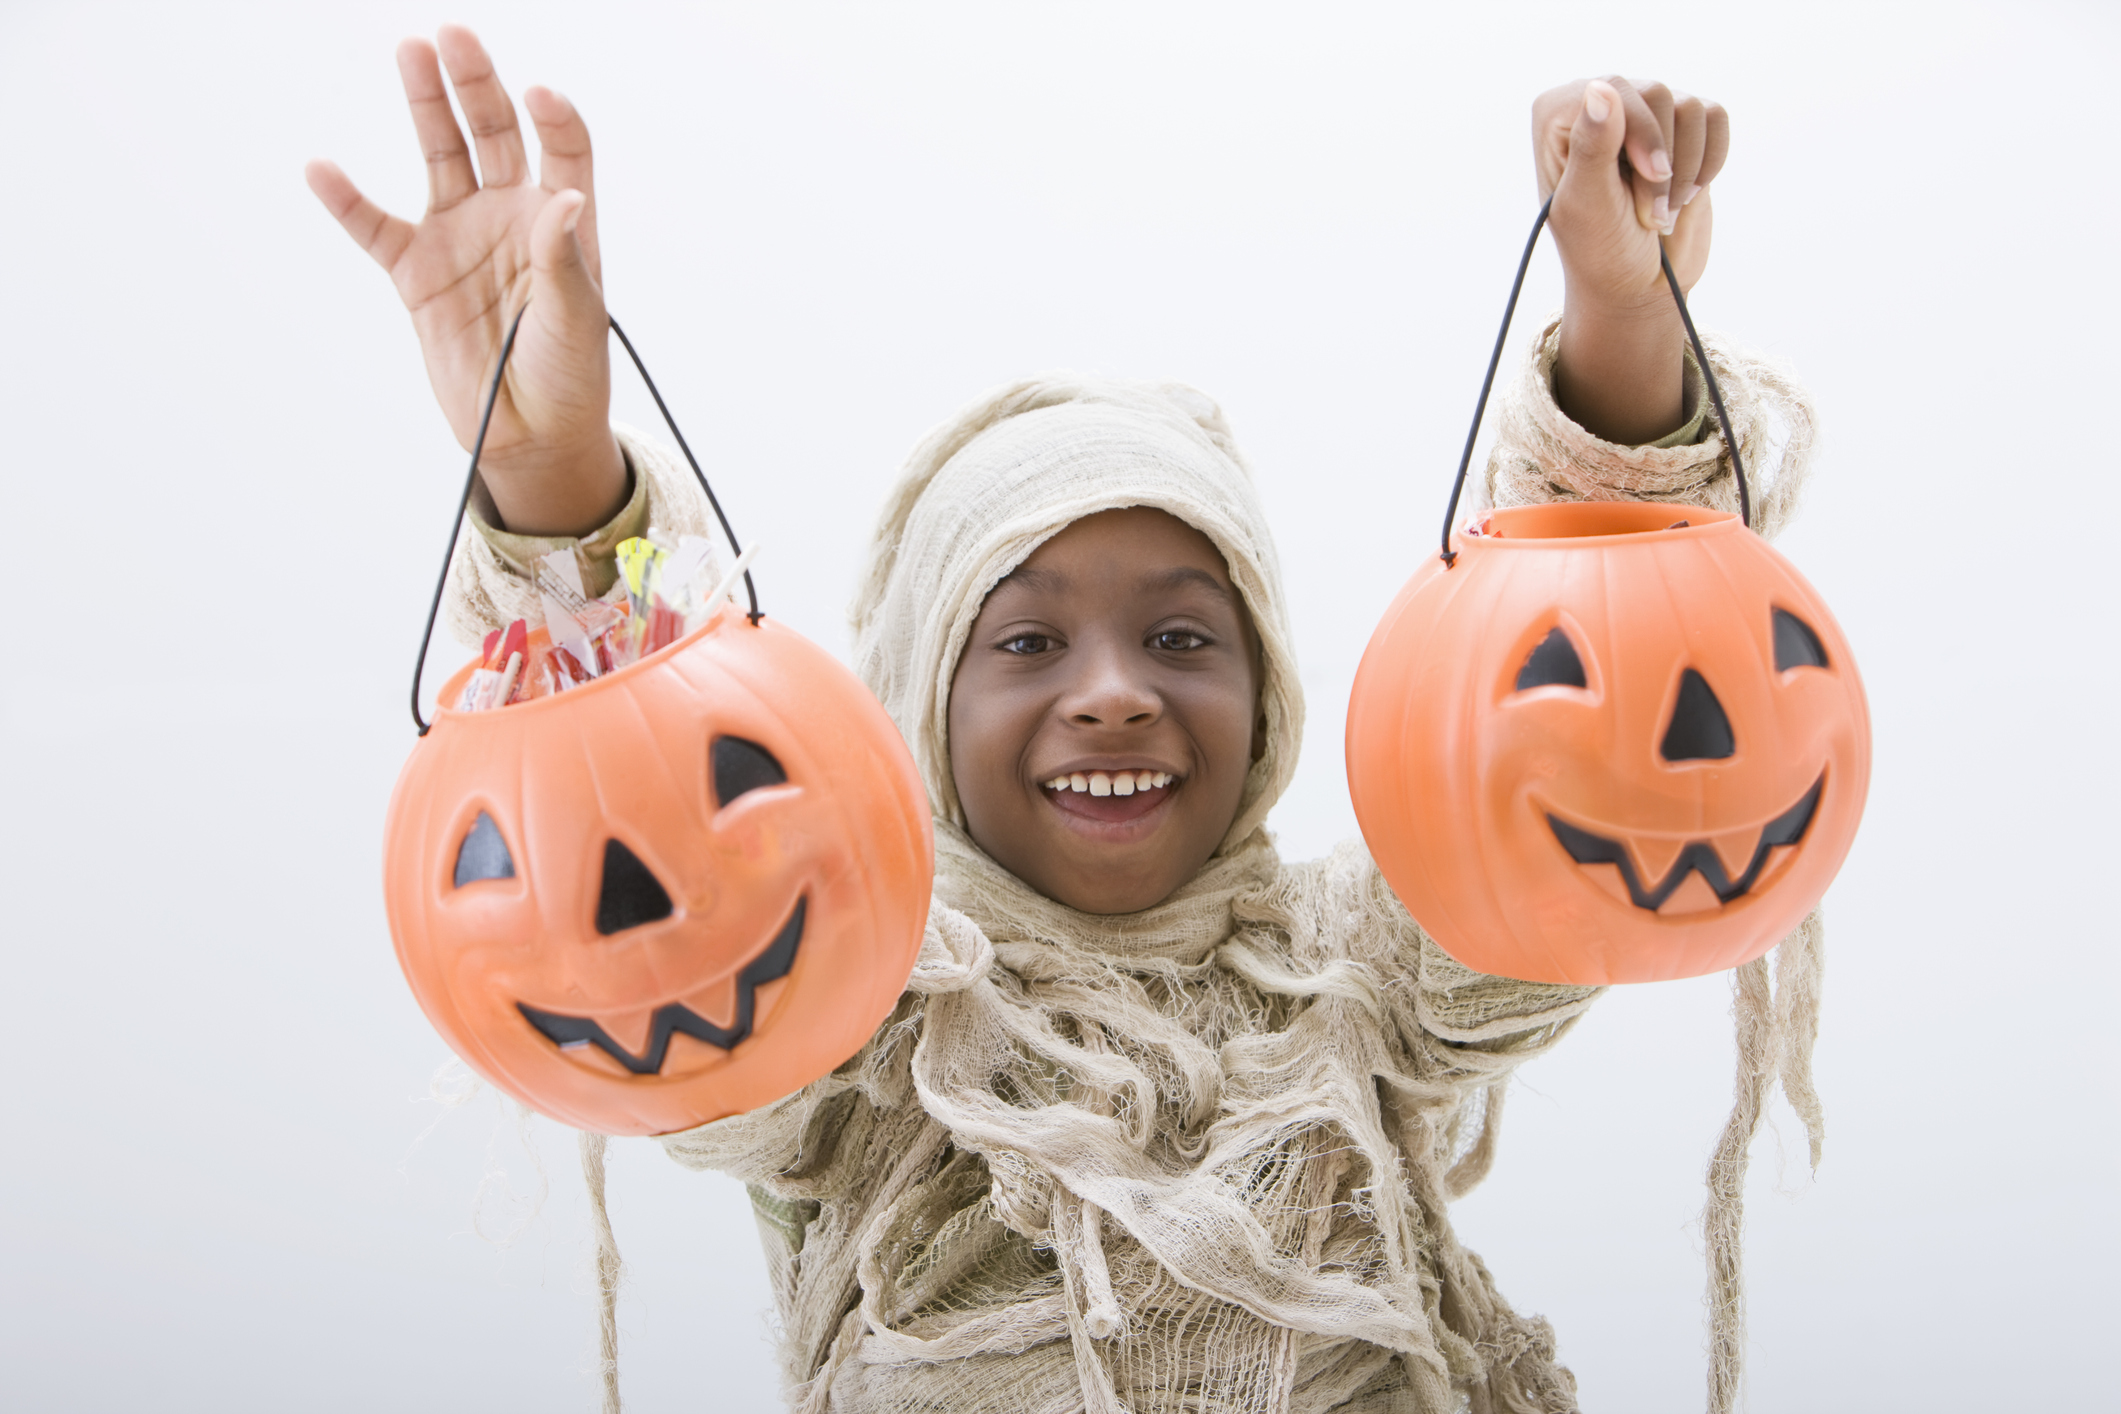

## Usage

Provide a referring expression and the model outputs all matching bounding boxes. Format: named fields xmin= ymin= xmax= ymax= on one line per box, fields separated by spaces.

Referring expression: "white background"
xmin=2 ymin=2 xmax=2114 ymax=1410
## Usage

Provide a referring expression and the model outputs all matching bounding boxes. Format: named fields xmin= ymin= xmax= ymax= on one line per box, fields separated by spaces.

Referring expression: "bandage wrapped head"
xmin=851 ymin=375 xmax=1306 ymax=860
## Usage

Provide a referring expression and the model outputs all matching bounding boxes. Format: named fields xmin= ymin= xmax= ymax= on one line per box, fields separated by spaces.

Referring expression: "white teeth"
xmin=1046 ymin=769 xmax=1174 ymax=793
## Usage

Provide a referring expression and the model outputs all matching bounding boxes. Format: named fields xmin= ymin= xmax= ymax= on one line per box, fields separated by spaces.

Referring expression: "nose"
xmin=1661 ymin=668 xmax=1735 ymax=761
xmin=1061 ymin=638 xmax=1162 ymax=728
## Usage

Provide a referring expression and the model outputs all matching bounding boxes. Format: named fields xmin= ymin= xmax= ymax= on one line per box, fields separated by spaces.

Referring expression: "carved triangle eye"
xmin=712 ymin=736 xmax=787 ymax=807
xmin=1515 ymin=628 xmax=1587 ymax=690
xmin=1772 ymin=608 xmax=1830 ymax=671
xmin=453 ymin=812 xmax=515 ymax=887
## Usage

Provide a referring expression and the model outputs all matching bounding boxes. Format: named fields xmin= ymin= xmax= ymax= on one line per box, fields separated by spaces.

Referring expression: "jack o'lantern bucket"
xmin=382 ymin=312 xmax=933 ymax=1135
xmin=1346 ymin=202 xmax=1870 ymax=985
xmin=1346 ymin=501 xmax=1868 ymax=984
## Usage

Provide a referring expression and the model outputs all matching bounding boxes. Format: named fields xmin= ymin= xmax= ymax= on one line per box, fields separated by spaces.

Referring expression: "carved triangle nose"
xmin=596 ymin=839 xmax=674 ymax=935
xmin=1661 ymin=669 xmax=1735 ymax=761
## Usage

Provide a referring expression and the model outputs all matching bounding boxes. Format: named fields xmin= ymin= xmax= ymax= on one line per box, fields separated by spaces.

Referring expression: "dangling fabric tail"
xmin=1772 ymin=915 xmax=1827 ymax=1172
xmin=1702 ymin=910 xmax=1825 ymax=1413
xmin=1443 ymin=1080 xmax=1508 ymax=1201
xmin=580 ymin=1131 xmax=624 ymax=1414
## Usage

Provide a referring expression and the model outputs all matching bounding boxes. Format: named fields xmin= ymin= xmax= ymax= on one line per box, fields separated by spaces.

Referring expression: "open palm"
xmin=306 ymin=26 xmax=625 ymax=536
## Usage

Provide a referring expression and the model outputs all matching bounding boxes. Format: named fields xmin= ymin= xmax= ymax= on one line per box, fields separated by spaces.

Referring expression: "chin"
xmin=1029 ymin=838 xmax=1194 ymax=916
xmin=1051 ymin=876 xmax=1184 ymax=916
xmin=966 ymin=796 xmax=1214 ymax=915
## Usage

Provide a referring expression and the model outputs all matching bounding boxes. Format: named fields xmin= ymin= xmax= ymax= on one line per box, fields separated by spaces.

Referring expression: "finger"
xmin=1608 ymin=77 xmax=1673 ymax=232
xmin=526 ymin=87 xmax=594 ymax=195
xmin=1667 ymin=186 xmax=1715 ymax=289
xmin=1669 ymin=92 xmax=1708 ymax=210
xmin=305 ymin=158 xmax=416 ymax=271
xmin=525 ymin=86 xmax=599 ymax=278
xmin=529 ymin=190 xmax=609 ymax=347
xmin=1694 ymin=102 xmax=1731 ymax=193
xmin=397 ymin=38 xmax=477 ymax=210
xmin=436 ymin=24 xmax=529 ymax=189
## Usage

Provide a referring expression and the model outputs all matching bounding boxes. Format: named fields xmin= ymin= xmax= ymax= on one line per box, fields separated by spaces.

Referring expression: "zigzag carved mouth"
xmin=1547 ymin=777 xmax=1822 ymax=912
xmin=517 ymin=898 xmax=805 ymax=1076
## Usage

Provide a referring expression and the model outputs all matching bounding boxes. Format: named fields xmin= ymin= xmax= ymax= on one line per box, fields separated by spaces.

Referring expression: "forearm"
xmin=1554 ymin=291 xmax=1688 ymax=445
xmin=1481 ymin=316 xmax=1819 ymax=543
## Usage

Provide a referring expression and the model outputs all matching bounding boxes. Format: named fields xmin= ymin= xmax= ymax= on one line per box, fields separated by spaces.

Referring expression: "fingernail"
xmin=1645 ymin=150 xmax=1673 ymax=181
xmin=1653 ymin=195 xmax=1672 ymax=231
xmin=1675 ymin=182 xmax=1700 ymax=208
xmin=1584 ymin=84 xmax=1611 ymax=123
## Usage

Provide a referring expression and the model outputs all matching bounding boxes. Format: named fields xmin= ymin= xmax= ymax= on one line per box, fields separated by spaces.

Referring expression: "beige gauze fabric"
xmin=449 ymin=318 xmax=1823 ymax=1414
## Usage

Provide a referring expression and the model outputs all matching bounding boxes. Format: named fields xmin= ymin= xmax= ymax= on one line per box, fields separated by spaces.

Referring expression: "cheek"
xmin=946 ymin=662 xmax=1036 ymax=812
xmin=1169 ymin=665 xmax=1262 ymax=778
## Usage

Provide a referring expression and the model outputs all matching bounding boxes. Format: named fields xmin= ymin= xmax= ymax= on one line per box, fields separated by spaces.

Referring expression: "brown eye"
xmin=1001 ymin=633 xmax=1055 ymax=655
xmin=1153 ymin=630 xmax=1208 ymax=651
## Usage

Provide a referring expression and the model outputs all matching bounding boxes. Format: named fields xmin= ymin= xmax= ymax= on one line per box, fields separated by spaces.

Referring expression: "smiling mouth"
xmin=1043 ymin=769 xmax=1177 ymax=824
xmin=1546 ymin=776 xmax=1823 ymax=913
xmin=517 ymin=898 xmax=804 ymax=1076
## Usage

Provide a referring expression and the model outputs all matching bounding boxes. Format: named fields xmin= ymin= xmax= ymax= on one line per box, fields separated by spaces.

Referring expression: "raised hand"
xmin=1531 ymin=78 xmax=1731 ymax=445
xmin=306 ymin=26 xmax=627 ymax=536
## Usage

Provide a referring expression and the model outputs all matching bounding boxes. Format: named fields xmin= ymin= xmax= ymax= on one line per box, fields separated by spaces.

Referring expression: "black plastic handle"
xmin=409 ymin=308 xmax=762 ymax=734
xmin=1436 ymin=195 xmax=1751 ymax=568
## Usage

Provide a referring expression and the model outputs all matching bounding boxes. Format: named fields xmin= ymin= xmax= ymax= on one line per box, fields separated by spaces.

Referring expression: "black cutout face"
xmin=1548 ymin=776 xmax=1821 ymax=912
xmin=595 ymin=839 xmax=674 ymax=935
xmin=712 ymin=736 xmax=788 ymax=806
xmin=520 ymin=898 xmax=806 ymax=1072
xmin=1773 ymin=608 xmax=1830 ymax=672
xmin=454 ymin=811 xmax=515 ymax=886
xmin=1661 ymin=669 xmax=1736 ymax=762
xmin=1515 ymin=627 xmax=1587 ymax=690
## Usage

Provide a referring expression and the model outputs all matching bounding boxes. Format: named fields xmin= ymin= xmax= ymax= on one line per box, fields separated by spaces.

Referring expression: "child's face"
xmin=948 ymin=507 xmax=1263 ymax=914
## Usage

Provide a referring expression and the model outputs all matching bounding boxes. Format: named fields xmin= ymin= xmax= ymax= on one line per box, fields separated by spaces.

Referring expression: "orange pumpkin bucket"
xmin=1346 ymin=202 xmax=1870 ymax=985
xmin=383 ymin=313 xmax=932 ymax=1135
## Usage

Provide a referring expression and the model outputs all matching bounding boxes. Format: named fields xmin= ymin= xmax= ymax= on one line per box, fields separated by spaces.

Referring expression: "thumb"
xmin=528 ymin=190 xmax=607 ymax=344
xmin=1560 ymin=79 xmax=1628 ymax=201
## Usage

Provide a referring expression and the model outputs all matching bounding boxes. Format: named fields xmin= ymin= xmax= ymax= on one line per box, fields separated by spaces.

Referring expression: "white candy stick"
xmin=704 ymin=541 xmax=763 ymax=617
xmin=496 ymin=650 xmax=523 ymax=706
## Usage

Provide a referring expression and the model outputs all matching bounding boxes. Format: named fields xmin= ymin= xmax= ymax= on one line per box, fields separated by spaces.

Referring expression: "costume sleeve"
xmin=655 ymin=900 xmax=988 ymax=1186
xmin=439 ymin=422 xmax=721 ymax=646
xmin=1481 ymin=316 xmax=1819 ymax=542
xmin=1295 ymin=841 xmax=1602 ymax=1055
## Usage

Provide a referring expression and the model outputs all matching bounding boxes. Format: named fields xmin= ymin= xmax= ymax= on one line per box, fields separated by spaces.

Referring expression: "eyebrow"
xmin=996 ymin=563 xmax=1236 ymax=604
xmin=1149 ymin=566 xmax=1237 ymax=604
xmin=999 ymin=564 xmax=1068 ymax=595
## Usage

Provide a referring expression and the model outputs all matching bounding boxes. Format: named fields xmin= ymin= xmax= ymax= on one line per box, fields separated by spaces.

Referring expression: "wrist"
xmin=478 ymin=430 xmax=629 ymax=537
xmin=1560 ymin=268 xmax=1681 ymax=332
